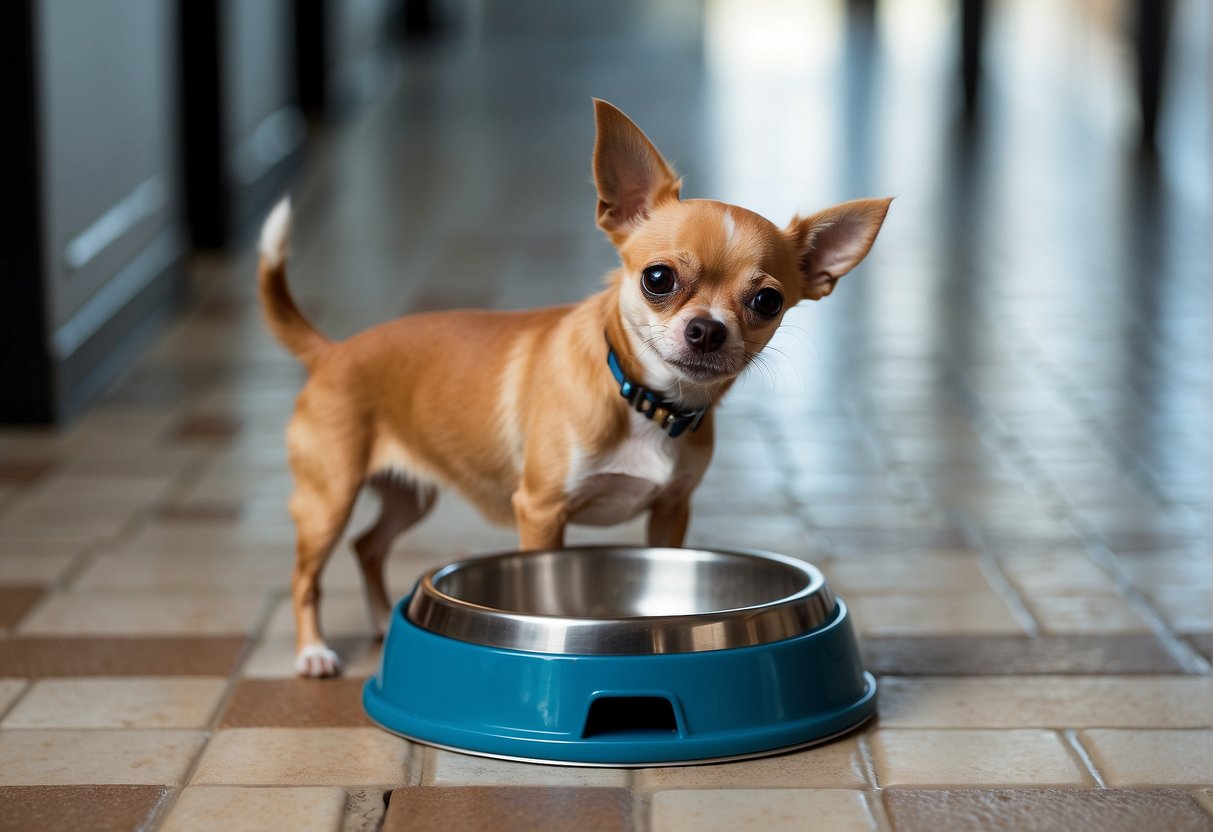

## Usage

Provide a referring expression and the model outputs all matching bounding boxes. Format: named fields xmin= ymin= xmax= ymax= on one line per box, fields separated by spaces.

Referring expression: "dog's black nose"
xmin=684 ymin=317 xmax=727 ymax=354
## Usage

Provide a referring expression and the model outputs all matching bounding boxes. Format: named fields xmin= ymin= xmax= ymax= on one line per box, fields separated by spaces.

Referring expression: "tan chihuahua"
xmin=259 ymin=100 xmax=891 ymax=676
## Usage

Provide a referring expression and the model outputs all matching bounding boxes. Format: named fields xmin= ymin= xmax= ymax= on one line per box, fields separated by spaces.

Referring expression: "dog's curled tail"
xmin=257 ymin=198 xmax=330 ymax=371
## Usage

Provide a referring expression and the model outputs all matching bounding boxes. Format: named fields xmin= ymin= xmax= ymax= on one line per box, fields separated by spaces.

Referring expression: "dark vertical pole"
xmin=295 ymin=0 xmax=327 ymax=119
xmin=961 ymin=0 xmax=985 ymax=118
xmin=179 ymin=0 xmax=226 ymax=246
xmin=1136 ymin=0 xmax=1171 ymax=150
xmin=403 ymin=0 xmax=435 ymax=38
xmin=0 ymin=0 xmax=54 ymax=422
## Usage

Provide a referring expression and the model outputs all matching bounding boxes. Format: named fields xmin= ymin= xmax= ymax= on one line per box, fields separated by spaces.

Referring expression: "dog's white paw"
xmin=295 ymin=644 xmax=342 ymax=677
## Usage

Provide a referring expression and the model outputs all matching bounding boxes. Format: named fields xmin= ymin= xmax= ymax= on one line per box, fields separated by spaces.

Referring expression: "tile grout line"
xmin=1061 ymin=729 xmax=1107 ymax=789
xmin=957 ymin=517 xmax=1043 ymax=637
xmin=0 ymin=678 xmax=36 ymax=725
xmin=1078 ymin=539 xmax=1212 ymax=675
xmin=142 ymin=587 xmax=282 ymax=830
xmin=866 ymin=787 xmax=895 ymax=832
xmin=857 ymin=734 xmax=895 ymax=832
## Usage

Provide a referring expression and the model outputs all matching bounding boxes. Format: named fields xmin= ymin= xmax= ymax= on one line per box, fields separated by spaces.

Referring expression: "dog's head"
xmin=594 ymin=99 xmax=891 ymax=397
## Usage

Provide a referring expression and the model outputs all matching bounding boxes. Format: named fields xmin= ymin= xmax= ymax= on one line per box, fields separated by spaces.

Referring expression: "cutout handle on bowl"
xmin=582 ymin=694 xmax=683 ymax=739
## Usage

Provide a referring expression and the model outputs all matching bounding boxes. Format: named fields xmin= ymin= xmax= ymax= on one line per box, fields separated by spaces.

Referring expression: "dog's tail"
xmin=257 ymin=198 xmax=330 ymax=371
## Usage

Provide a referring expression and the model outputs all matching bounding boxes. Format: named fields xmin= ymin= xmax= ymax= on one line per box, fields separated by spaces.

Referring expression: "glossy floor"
xmin=1 ymin=1 xmax=1210 ymax=830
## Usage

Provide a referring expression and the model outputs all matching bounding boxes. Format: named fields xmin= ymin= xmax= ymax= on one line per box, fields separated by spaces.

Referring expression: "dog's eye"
xmin=641 ymin=265 xmax=677 ymax=296
xmin=749 ymin=287 xmax=784 ymax=317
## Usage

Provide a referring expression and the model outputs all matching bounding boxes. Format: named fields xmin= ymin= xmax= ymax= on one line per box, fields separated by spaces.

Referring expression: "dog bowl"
xmin=363 ymin=546 xmax=875 ymax=766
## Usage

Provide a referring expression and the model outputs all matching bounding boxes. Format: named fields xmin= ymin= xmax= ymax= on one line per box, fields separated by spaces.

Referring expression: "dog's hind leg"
xmin=353 ymin=475 xmax=437 ymax=638
xmin=288 ymin=461 xmax=362 ymax=678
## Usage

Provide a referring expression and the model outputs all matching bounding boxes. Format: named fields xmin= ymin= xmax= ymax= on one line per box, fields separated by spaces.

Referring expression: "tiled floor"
xmin=2 ymin=1 xmax=1210 ymax=829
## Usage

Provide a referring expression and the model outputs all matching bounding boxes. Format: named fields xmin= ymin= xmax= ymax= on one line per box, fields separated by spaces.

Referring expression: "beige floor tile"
xmin=264 ymin=593 xmax=374 ymax=638
xmin=1001 ymin=554 xmax=1119 ymax=594
xmin=1 ymin=677 xmax=228 ymax=729
xmin=635 ymin=737 xmax=867 ymax=791
xmin=826 ymin=554 xmax=993 ymax=594
xmin=116 ymin=522 xmax=291 ymax=555
xmin=0 ymin=553 xmax=76 ymax=584
xmin=72 ymin=551 xmax=290 ymax=591
xmin=1193 ymin=788 xmax=1213 ymax=816
xmin=241 ymin=635 xmax=383 ymax=678
xmin=650 ymin=789 xmax=876 ymax=832
xmin=1080 ymin=729 xmax=1213 ymax=786
xmin=878 ymin=676 xmax=1213 ymax=729
xmin=685 ymin=515 xmax=818 ymax=559
xmin=1147 ymin=586 xmax=1213 ymax=635
xmin=870 ymin=729 xmax=1091 ymax=787
xmin=1027 ymin=595 xmax=1152 ymax=635
xmin=161 ymin=786 xmax=348 ymax=832
xmin=426 ymin=749 xmax=627 ymax=787
xmin=18 ymin=592 xmax=268 ymax=635
xmin=0 ymin=539 xmax=85 ymax=560
xmin=0 ymin=729 xmax=206 ymax=785
xmin=191 ymin=728 xmax=408 ymax=786
xmin=0 ymin=680 xmax=28 ymax=717
xmin=848 ymin=593 xmax=1026 ymax=637
xmin=0 ymin=515 xmax=129 ymax=539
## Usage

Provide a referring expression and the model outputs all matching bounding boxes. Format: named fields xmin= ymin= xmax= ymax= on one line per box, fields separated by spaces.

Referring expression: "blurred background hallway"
xmin=0 ymin=1 xmax=1209 ymax=829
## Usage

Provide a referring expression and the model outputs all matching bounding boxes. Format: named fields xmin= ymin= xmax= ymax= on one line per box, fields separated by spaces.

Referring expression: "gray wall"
xmin=35 ymin=0 xmax=185 ymax=366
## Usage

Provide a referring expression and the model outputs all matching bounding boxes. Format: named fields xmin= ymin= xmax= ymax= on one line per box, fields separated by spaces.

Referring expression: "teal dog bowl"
xmin=363 ymin=546 xmax=875 ymax=766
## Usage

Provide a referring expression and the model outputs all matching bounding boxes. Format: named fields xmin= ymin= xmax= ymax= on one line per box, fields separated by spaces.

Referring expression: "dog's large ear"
xmin=593 ymin=99 xmax=682 ymax=244
xmin=785 ymin=198 xmax=892 ymax=301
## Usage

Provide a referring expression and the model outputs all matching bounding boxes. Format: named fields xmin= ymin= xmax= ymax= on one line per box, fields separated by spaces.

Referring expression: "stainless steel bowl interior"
xmin=429 ymin=547 xmax=807 ymax=617
xmin=406 ymin=546 xmax=836 ymax=655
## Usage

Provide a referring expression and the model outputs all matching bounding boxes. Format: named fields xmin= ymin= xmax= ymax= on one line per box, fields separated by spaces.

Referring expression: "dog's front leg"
xmin=647 ymin=496 xmax=690 ymax=547
xmin=512 ymin=487 xmax=568 ymax=550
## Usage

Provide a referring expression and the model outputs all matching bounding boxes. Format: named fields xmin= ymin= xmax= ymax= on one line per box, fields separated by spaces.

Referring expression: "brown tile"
xmin=862 ymin=635 xmax=1187 ymax=675
xmin=0 ymin=785 xmax=170 ymax=832
xmin=170 ymin=414 xmax=246 ymax=442
xmin=0 ymin=636 xmax=247 ymax=676
xmin=883 ymin=788 xmax=1213 ymax=832
xmin=0 ymin=459 xmax=58 ymax=486
xmin=154 ymin=503 xmax=245 ymax=523
xmin=218 ymin=679 xmax=373 ymax=728
xmin=382 ymin=787 xmax=634 ymax=832
xmin=0 ymin=586 xmax=44 ymax=628
xmin=195 ymin=295 xmax=252 ymax=321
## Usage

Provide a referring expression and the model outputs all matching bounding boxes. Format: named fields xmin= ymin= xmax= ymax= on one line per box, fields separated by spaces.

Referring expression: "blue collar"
xmin=606 ymin=339 xmax=708 ymax=438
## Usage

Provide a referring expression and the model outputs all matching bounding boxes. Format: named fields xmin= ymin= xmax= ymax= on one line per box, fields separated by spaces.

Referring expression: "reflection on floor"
xmin=0 ymin=1 xmax=1209 ymax=829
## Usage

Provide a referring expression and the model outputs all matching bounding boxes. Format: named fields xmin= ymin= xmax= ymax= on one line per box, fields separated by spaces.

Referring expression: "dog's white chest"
xmin=565 ymin=414 xmax=681 ymax=526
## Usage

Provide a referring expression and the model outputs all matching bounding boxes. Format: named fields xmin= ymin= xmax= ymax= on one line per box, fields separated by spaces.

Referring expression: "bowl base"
xmin=369 ymin=710 xmax=876 ymax=768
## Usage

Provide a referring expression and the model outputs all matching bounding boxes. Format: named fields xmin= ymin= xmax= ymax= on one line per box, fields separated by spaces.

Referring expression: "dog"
xmin=258 ymin=100 xmax=891 ymax=676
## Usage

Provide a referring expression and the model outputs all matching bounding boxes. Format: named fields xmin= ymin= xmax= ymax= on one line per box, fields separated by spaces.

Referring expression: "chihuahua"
xmin=259 ymin=100 xmax=891 ymax=676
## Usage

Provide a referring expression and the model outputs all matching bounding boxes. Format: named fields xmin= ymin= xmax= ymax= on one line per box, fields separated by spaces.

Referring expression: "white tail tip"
xmin=259 ymin=197 xmax=292 ymax=268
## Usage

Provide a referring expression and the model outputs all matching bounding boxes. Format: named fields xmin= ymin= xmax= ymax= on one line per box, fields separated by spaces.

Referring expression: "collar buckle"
xmin=607 ymin=340 xmax=707 ymax=438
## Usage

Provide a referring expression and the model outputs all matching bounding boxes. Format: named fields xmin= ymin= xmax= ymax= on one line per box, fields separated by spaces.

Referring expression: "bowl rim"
xmin=405 ymin=545 xmax=837 ymax=655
